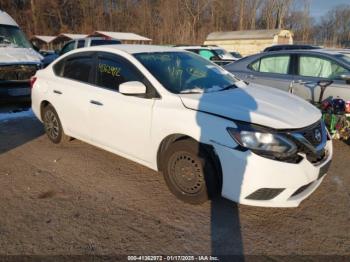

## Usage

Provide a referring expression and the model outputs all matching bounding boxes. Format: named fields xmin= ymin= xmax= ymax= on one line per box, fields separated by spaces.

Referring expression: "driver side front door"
xmin=88 ymin=52 xmax=157 ymax=163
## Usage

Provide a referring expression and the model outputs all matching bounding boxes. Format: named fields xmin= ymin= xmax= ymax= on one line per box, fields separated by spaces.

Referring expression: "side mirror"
xmin=119 ymin=81 xmax=146 ymax=95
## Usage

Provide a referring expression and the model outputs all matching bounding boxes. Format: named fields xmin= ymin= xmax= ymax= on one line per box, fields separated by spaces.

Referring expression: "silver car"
xmin=224 ymin=49 xmax=350 ymax=102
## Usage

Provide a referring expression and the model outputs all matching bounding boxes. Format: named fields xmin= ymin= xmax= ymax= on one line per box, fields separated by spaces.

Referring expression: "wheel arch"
xmin=40 ymin=100 xmax=51 ymax=120
xmin=156 ymin=133 xmax=223 ymax=191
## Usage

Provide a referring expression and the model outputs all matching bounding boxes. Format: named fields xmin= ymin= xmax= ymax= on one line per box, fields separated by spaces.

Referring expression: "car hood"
xmin=0 ymin=47 xmax=42 ymax=65
xmin=179 ymin=82 xmax=321 ymax=129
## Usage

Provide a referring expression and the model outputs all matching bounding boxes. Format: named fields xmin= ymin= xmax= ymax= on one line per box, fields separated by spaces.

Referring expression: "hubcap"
xmin=168 ymin=151 xmax=204 ymax=194
xmin=44 ymin=110 xmax=59 ymax=140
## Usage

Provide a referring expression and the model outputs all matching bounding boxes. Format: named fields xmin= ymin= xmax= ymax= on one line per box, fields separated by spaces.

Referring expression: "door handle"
xmin=53 ymin=90 xmax=62 ymax=95
xmin=90 ymin=100 xmax=103 ymax=106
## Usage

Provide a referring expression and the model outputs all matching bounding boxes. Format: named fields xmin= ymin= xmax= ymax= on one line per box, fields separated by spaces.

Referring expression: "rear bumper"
xmin=214 ymin=139 xmax=333 ymax=208
xmin=0 ymin=81 xmax=31 ymax=102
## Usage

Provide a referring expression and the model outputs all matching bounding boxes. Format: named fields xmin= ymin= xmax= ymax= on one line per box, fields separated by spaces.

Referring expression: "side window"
xmin=77 ymin=40 xmax=85 ymax=48
xmin=299 ymin=55 xmax=348 ymax=79
xmin=90 ymin=40 xmax=121 ymax=46
xmin=63 ymin=56 xmax=94 ymax=83
xmin=60 ymin=41 xmax=75 ymax=55
xmin=250 ymin=55 xmax=291 ymax=74
xmin=96 ymin=55 xmax=143 ymax=91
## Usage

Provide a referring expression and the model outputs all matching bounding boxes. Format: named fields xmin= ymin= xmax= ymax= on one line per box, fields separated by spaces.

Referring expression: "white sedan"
xmin=31 ymin=45 xmax=333 ymax=207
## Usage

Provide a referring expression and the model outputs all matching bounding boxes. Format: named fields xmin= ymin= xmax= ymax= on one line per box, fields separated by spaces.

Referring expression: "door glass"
xmin=63 ymin=56 xmax=93 ymax=83
xmin=96 ymin=56 xmax=143 ymax=91
xmin=299 ymin=55 xmax=348 ymax=78
xmin=90 ymin=39 xmax=121 ymax=46
xmin=252 ymin=55 xmax=290 ymax=74
xmin=77 ymin=40 xmax=85 ymax=48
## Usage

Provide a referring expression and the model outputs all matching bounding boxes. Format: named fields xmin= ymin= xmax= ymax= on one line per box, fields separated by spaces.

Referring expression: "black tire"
xmin=42 ymin=104 xmax=70 ymax=144
xmin=162 ymin=139 xmax=220 ymax=204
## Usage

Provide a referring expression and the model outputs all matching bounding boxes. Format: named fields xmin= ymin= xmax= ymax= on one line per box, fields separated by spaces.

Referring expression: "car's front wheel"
xmin=42 ymin=104 xmax=70 ymax=144
xmin=162 ymin=139 xmax=220 ymax=204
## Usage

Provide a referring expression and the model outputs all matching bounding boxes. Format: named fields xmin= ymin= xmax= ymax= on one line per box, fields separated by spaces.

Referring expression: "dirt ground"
xmin=0 ymin=104 xmax=349 ymax=260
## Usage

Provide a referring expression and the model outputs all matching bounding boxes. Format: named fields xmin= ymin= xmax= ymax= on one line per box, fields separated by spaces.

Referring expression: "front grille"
xmin=0 ymin=64 xmax=38 ymax=81
xmin=300 ymin=121 xmax=323 ymax=147
xmin=287 ymin=120 xmax=327 ymax=164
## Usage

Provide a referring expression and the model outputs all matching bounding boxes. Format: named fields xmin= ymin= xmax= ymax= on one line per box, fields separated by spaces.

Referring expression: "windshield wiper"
xmin=219 ymin=84 xmax=237 ymax=91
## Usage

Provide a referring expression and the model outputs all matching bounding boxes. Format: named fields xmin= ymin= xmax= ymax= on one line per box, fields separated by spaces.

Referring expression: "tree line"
xmin=0 ymin=0 xmax=349 ymax=47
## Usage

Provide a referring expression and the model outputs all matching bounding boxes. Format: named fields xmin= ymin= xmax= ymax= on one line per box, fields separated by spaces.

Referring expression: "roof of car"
xmin=175 ymin=45 xmax=221 ymax=50
xmin=259 ymin=48 xmax=347 ymax=56
xmin=263 ymin=44 xmax=321 ymax=52
xmin=80 ymin=44 xmax=184 ymax=54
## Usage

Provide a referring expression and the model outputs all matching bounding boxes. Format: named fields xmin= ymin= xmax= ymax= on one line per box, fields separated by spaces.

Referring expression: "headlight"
xmin=227 ymin=123 xmax=297 ymax=158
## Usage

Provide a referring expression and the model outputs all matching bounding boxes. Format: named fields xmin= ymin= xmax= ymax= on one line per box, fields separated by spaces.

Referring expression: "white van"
xmin=0 ymin=10 xmax=42 ymax=101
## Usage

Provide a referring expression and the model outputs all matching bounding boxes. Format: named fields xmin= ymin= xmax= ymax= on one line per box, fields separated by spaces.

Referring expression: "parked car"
xmin=224 ymin=49 xmax=350 ymax=101
xmin=175 ymin=45 xmax=238 ymax=66
xmin=0 ymin=10 xmax=42 ymax=102
xmin=31 ymin=45 xmax=332 ymax=207
xmin=42 ymin=37 xmax=121 ymax=67
xmin=263 ymin=44 xmax=321 ymax=52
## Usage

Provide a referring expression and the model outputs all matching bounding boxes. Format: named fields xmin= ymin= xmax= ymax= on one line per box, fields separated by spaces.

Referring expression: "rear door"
xmin=292 ymin=54 xmax=350 ymax=101
xmin=50 ymin=52 xmax=96 ymax=141
xmin=243 ymin=53 xmax=294 ymax=92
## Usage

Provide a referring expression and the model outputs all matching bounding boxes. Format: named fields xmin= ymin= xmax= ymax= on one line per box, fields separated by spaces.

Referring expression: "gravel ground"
xmin=0 ymin=105 xmax=349 ymax=260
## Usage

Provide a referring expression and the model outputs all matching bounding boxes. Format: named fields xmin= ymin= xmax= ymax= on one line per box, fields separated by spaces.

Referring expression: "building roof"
xmin=31 ymin=35 xmax=56 ymax=43
xmin=91 ymin=31 xmax=151 ymax=41
xmin=72 ymin=44 xmax=181 ymax=55
xmin=206 ymin=29 xmax=291 ymax=41
xmin=58 ymin=33 xmax=88 ymax=40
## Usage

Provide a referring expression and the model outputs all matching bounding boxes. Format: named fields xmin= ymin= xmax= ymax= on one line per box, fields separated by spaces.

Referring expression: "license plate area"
xmin=8 ymin=88 xmax=30 ymax=96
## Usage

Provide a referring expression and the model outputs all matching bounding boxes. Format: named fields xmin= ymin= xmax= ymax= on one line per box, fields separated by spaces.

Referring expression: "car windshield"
xmin=0 ymin=25 xmax=32 ymax=48
xmin=134 ymin=51 xmax=238 ymax=94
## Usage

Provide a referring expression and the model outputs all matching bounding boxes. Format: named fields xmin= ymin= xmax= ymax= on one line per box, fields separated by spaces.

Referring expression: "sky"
xmin=309 ymin=0 xmax=350 ymax=18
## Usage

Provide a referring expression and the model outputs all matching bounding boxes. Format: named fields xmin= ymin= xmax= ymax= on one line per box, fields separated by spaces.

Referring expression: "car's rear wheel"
xmin=42 ymin=104 xmax=69 ymax=144
xmin=162 ymin=139 xmax=220 ymax=204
